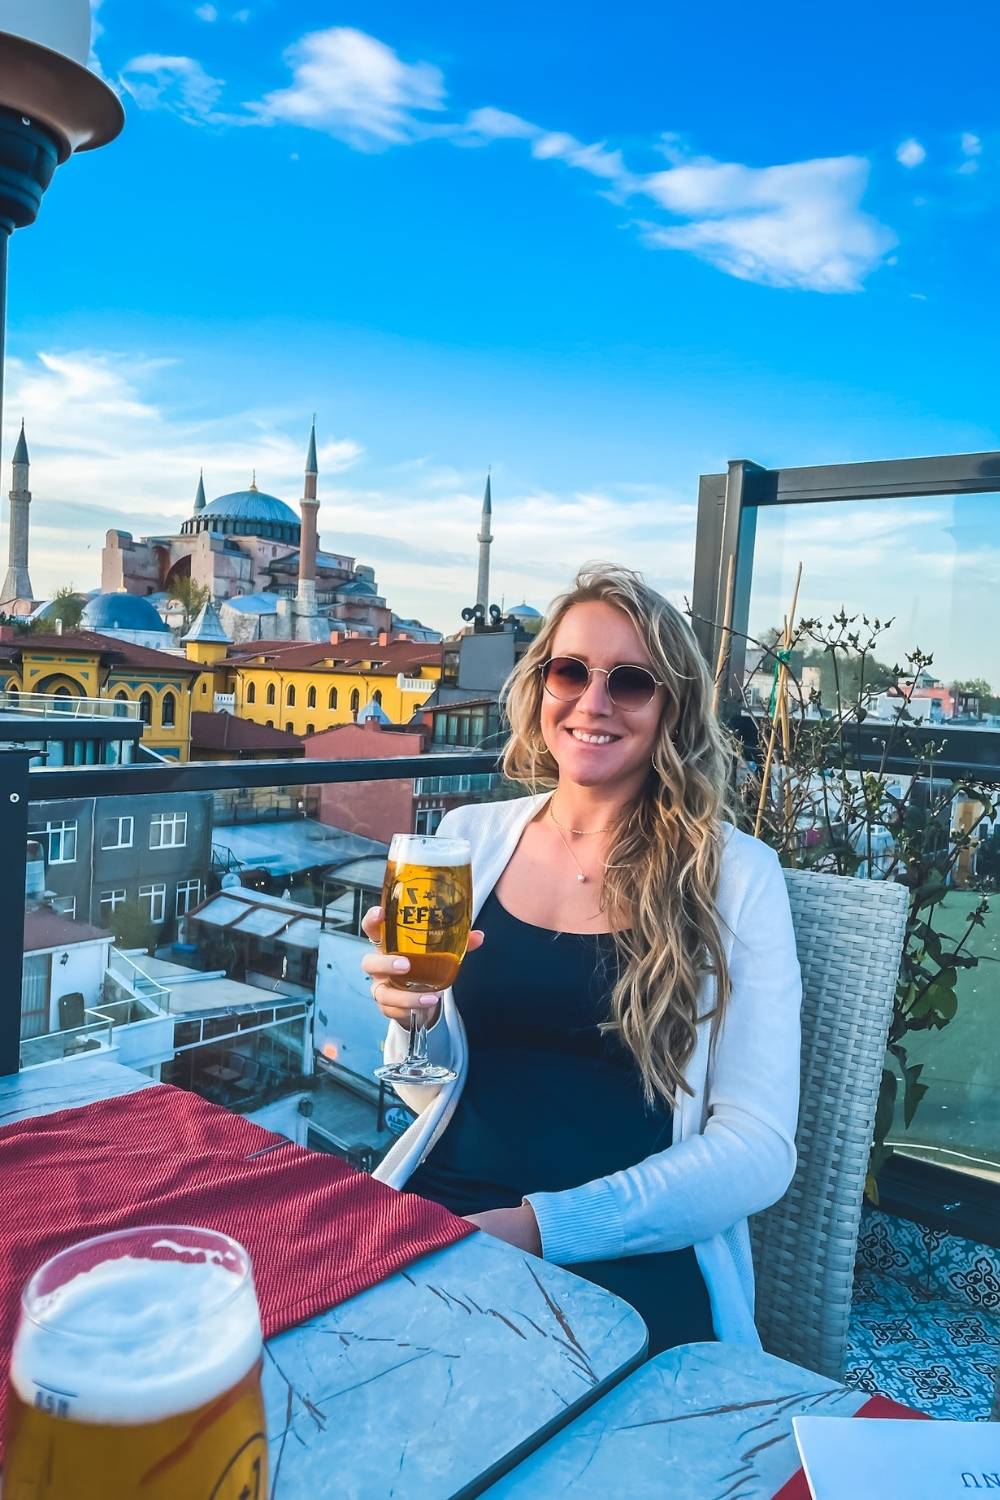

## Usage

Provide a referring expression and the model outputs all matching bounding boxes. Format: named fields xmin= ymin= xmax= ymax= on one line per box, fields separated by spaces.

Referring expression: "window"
xmin=373 ymin=689 xmax=383 ymax=707
xmin=161 ymin=692 xmax=176 ymax=728
xmin=285 ymin=721 xmax=294 ymax=733
xmin=286 ymin=684 xmax=296 ymax=707
xmin=138 ymin=691 xmax=153 ymax=724
xmin=350 ymin=688 xmax=360 ymax=714
xmin=415 ymin=807 xmax=444 ymax=835
xmin=99 ymin=889 xmax=127 ymax=918
xmin=306 ymin=723 xmax=315 ymax=735
xmin=266 ymin=683 xmax=276 ymax=706
xmin=266 ymin=719 xmax=274 ymax=728
xmin=101 ymin=816 xmax=133 ymax=851
xmin=51 ymin=895 xmax=76 ymax=919
xmin=307 ymin=685 xmax=317 ymax=709
xmin=30 ymin=819 xmax=77 ymax=865
xmin=328 ymin=686 xmax=338 ymax=710
xmin=175 ymin=879 xmax=201 ymax=917
xmin=139 ymin=883 xmax=166 ymax=924
xmin=150 ymin=812 xmax=187 ymax=849
xmin=247 ymin=682 xmax=256 ymax=704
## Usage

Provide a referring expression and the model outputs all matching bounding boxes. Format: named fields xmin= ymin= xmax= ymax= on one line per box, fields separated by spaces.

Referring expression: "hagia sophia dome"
xmin=181 ymin=477 xmax=301 ymax=544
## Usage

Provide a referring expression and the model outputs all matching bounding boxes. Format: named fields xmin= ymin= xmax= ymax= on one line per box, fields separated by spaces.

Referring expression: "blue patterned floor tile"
xmin=847 ymin=1283 xmax=1000 ymax=1420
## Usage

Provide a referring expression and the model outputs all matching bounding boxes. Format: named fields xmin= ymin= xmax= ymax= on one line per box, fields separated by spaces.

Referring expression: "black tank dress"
xmin=405 ymin=890 xmax=715 ymax=1354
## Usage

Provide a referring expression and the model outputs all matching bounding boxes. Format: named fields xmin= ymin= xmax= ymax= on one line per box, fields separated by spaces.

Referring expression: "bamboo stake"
xmin=753 ymin=563 xmax=802 ymax=841
xmin=711 ymin=554 xmax=736 ymax=715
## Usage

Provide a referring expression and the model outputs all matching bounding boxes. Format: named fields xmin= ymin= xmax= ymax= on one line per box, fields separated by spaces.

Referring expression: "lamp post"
xmin=0 ymin=1 xmax=124 ymax=456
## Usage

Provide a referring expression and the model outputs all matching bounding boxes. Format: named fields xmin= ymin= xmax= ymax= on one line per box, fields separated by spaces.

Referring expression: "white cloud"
xmin=123 ymin=23 xmax=892 ymax=293
xmin=234 ymin=8 xmax=251 ymax=20
xmin=961 ymin=132 xmax=982 ymax=157
xmin=638 ymin=155 xmax=894 ymax=292
xmin=463 ymin=107 xmax=538 ymax=142
xmin=1 ymin=350 xmax=694 ymax=624
xmin=896 ymin=138 xmax=926 ymax=168
xmin=250 ymin=28 xmax=445 ymax=150
xmin=120 ymin=54 xmax=225 ymax=124
xmin=195 ymin=4 xmax=218 ymax=21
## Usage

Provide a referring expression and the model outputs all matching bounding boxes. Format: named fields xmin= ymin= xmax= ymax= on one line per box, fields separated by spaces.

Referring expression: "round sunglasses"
xmin=540 ymin=655 xmax=665 ymax=710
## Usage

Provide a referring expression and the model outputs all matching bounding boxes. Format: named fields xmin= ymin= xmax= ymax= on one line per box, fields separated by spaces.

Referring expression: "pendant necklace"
xmin=548 ymin=802 xmax=613 ymax=883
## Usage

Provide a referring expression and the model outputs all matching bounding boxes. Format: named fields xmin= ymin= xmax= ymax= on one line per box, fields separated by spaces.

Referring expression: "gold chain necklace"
xmin=548 ymin=803 xmax=617 ymax=836
xmin=548 ymin=803 xmax=611 ymax=884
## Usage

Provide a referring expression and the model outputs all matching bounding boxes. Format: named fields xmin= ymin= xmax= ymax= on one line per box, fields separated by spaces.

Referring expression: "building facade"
xmin=0 ymin=629 xmax=199 ymax=759
xmin=28 ymin=791 xmax=213 ymax=940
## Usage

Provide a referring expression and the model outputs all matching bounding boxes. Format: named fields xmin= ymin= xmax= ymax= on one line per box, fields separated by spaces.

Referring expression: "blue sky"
xmin=4 ymin=0 xmax=999 ymax=661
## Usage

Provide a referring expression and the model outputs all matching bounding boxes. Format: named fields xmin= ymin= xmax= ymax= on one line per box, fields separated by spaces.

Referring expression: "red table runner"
xmin=0 ymin=1084 xmax=474 ymax=1455
xmin=772 ymin=1392 xmax=930 ymax=1498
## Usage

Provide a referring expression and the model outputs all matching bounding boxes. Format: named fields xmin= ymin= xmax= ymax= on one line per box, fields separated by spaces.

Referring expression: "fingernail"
xmin=419 ymin=995 xmax=438 ymax=1006
xmin=392 ymin=957 xmax=409 ymax=972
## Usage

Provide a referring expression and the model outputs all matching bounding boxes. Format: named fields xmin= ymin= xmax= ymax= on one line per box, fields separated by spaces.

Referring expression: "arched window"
xmin=266 ymin=719 xmax=274 ymax=728
xmin=246 ymin=681 xmax=256 ymax=704
xmin=161 ymin=691 xmax=176 ymax=728
xmin=307 ymin=685 xmax=316 ymax=709
xmin=139 ymin=692 xmax=153 ymax=725
xmin=328 ymin=686 xmax=338 ymax=710
xmin=306 ymin=723 xmax=315 ymax=735
xmin=266 ymin=683 xmax=276 ymax=706
xmin=373 ymin=689 xmax=383 ymax=707
xmin=286 ymin=684 xmax=296 ymax=707
xmin=350 ymin=688 xmax=360 ymax=715
xmin=285 ymin=721 xmax=294 ymax=733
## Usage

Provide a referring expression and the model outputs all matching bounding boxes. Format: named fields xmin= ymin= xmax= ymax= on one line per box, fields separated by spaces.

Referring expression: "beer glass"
xmin=375 ymin=833 xmax=472 ymax=1086
xmin=4 ymin=1225 xmax=268 ymax=1499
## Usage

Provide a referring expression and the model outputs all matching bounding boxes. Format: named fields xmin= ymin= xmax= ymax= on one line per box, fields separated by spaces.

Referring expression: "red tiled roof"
xmin=24 ymin=909 xmax=111 ymax=952
xmin=190 ymin=712 xmax=304 ymax=752
xmin=0 ymin=631 xmax=201 ymax=675
xmin=227 ymin=637 xmax=441 ymax=676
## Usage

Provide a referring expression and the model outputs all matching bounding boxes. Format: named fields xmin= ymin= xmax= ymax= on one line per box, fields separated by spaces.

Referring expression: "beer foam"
xmin=389 ymin=835 xmax=469 ymax=867
xmin=10 ymin=1255 xmax=262 ymax=1425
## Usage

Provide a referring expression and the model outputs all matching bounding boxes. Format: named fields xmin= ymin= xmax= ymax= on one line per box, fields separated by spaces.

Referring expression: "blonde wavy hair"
xmin=501 ymin=563 xmax=737 ymax=1107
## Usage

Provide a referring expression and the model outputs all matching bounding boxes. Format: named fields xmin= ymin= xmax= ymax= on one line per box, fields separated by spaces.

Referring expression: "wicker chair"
xmin=750 ymin=868 xmax=909 ymax=1380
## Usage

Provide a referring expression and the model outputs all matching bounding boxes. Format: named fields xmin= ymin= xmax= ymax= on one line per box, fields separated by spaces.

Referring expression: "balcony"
xmin=0 ymin=690 xmax=141 ymax=721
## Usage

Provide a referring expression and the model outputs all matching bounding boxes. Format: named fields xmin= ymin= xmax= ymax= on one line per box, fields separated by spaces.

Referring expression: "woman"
xmin=362 ymin=564 xmax=801 ymax=1352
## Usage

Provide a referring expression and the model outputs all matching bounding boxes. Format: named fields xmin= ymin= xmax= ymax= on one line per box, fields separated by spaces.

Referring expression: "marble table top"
xmin=1 ymin=1057 xmax=649 ymax=1499
xmin=485 ymin=1343 xmax=868 ymax=1498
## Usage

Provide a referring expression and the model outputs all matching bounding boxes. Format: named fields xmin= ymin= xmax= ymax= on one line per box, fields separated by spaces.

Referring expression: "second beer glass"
xmin=375 ymin=833 xmax=472 ymax=1086
xmin=4 ymin=1225 xmax=268 ymax=1500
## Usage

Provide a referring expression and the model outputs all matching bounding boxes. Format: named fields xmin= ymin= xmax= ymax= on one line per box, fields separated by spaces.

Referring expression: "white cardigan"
xmin=374 ymin=792 xmax=802 ymax=1345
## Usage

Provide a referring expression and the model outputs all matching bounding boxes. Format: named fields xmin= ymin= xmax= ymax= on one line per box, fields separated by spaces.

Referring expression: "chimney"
xmin=377 ymin=629 xmax=390 ymax=647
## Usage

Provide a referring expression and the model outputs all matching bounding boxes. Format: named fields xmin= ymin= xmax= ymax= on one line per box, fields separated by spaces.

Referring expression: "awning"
xmin=213 ymin=820 xmax=387 ymax=879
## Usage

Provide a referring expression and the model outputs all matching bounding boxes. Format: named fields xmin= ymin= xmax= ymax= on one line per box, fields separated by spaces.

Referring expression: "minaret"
xmin=475 ymin=471 xmax=492 ymax=615
xmin=297 ymin=419 xmax=319 ymax=614
xmin=193 ymin=470 xmax=206 ymax=513
xmin=1 ymin=422 xmax=33 ymax=607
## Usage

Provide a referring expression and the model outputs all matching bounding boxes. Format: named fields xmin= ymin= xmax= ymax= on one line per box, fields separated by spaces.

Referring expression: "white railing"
xmin=396 ymin=675 xmax=436 ymax=693
xmin=0 ymin=691 xmax=141 ymax=721
xmin=107 ymin=949 xmax=172 ymax=1013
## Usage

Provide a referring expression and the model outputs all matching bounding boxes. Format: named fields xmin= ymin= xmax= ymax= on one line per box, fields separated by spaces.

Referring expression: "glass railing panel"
xmin=24 ymin=766 xmax=518 ymax=1171
xmin=745 ymin=492 xmax=1000 ymax=1182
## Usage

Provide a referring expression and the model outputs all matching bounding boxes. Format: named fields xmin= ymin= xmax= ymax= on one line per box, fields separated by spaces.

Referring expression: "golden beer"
xmin=4 ymin=1227 xmax=267 ymax=1500
xmin=381 ymin=834 xmax=473 ymax=994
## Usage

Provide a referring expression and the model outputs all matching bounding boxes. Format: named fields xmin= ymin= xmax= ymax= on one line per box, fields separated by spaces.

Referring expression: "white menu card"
xmin=793 ymin=1415 xmax=1000 ymax=1499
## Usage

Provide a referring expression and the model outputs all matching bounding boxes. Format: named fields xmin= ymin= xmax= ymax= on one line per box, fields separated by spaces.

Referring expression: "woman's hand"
xmin=360 ymin=904 xmax=484 ymax=1028
xmin=464 ymin=1204 xmax=542 ymax=1256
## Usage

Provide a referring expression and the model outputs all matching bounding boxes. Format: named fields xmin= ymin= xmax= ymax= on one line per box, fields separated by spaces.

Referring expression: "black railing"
xmin=6 ymin=740 xmax=999 ymax=1238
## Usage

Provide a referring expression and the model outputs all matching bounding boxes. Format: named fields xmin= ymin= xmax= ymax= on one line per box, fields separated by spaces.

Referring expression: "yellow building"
xmin=0 ymin=629 xmax=199 ymax=760
xmin=182 ymin=606 xmax=442 ymax=737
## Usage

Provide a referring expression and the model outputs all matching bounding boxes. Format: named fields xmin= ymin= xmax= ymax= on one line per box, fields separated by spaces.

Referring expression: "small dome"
xmin=509 ymin=602 xmax=541 ymax=618
xmin=221 ymin=592 xmax=281 ymax=614
xmin=82 ymin=592 xmax=169 ymax=634
xmin=202 ymin=489 xmax=298 ymax=526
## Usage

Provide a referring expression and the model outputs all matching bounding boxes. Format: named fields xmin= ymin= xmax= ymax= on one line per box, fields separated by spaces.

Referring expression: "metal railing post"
xmin=0 ymin=748 xmax=31 ymax=1075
